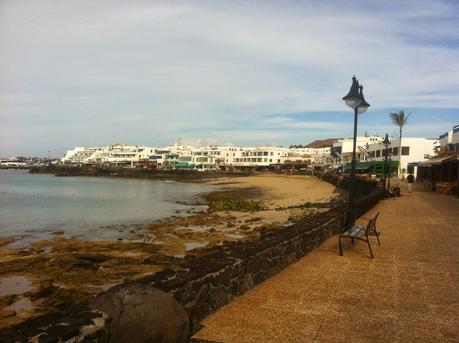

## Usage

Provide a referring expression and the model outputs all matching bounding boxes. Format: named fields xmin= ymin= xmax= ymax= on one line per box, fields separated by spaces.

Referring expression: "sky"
xmin=1 ymin=0 xmax=459 ymax=157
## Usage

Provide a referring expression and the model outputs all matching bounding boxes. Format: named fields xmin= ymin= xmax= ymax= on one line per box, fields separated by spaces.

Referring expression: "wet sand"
xmin=0 ymin=173 xmax=342 ymax=328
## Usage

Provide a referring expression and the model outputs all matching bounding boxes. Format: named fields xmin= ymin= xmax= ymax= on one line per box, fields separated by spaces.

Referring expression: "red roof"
xmin=306 ymin=138 xmax=338 ymax=148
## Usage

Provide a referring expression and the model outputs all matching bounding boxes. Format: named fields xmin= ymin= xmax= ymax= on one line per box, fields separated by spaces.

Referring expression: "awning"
xmin=418 ymin=155 xmax=458 ymax=167
xmin=344 ymin=161 xmax=373 ymax=171
xmin=175 ymin=162 xmax=194 ymax=168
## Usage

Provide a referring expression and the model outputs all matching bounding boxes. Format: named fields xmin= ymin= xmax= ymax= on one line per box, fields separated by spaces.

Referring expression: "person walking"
xmin=407 ymin=173 xmax=415 ymax=193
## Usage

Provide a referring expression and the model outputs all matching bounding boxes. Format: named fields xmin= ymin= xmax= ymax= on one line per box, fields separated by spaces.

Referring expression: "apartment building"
xmin=439 ymin=124 xmax=459 ymax=153
xmin=366 ymin=137 xmax=439 ymax=174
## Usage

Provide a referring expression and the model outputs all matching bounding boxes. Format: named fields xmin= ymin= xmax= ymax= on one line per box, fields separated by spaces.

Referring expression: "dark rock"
xmin=91 ymin=283 xmax=189 ymax=343
xmin=75 ymin=253 xmax=107 ymax=264
xmin=0 ymin=304 xmax=107 ymax=342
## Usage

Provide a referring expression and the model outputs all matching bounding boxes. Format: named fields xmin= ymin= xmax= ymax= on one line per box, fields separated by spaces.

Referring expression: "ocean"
xmin=0 ymin=170 xmax=216 ymax=245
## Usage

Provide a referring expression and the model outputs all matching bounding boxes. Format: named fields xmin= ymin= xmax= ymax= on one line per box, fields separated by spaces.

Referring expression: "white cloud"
xmin=0 ymin=0 xmax=458 ymax=155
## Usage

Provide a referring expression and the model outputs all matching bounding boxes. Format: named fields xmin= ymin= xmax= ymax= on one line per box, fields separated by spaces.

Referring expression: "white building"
xmin=229 ymin=146 xmax=288 ymax=168
xmin=62 ymin=147 xmax=100 ymax=164
xmin=332 ymin=136 xmax=383 ymax=162
xmin=62 ymin=144 xmax=158 ymax=167
xmin=366 ymin=137 xmax=439 ymax=175
xmin=439 ymin=124 xmax=459 ymax=153
xmin=60 ymin=141 xmax=357 ymax=170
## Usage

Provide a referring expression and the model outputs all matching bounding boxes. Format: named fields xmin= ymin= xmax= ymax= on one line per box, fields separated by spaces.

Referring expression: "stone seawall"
xmin=147 ymin=209 xmax=345 ymax=330
xmin=1 ymin=179 xmax=384 ymax=342
xmin=322 ymin=174 xmax=385 ymax=218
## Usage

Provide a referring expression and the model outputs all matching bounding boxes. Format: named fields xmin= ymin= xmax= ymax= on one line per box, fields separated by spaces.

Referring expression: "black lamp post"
xmin=388 ymin=148 xmax=392 ymax=190
xmin=342 ymin=76 xmax=370 ymax=227
xmin=383 ymin=134 xmax=391 ymax=189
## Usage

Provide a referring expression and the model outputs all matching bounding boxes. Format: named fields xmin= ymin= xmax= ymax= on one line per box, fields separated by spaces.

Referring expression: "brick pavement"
xmin=192 ymin=187 xmax=459 ymax=342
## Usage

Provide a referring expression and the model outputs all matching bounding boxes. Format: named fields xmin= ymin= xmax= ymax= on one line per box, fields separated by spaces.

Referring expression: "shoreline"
xmin=28 ymin=165 xmax=251 ymax=183
xmin=0 ymin=173 xmax=343 ymax=329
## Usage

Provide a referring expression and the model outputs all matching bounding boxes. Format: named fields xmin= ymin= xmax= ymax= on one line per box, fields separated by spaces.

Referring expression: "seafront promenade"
xmin=193 ymin=186 xmax=459 ymax=342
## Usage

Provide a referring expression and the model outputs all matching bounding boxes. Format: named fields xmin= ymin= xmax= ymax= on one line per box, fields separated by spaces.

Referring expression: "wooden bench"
xmin=339 ymin=211 xmax=380 ymax=258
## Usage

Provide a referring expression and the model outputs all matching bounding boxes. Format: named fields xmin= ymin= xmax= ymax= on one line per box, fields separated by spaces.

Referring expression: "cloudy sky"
xmin=1 ymin=0 xmax=458 ymax=156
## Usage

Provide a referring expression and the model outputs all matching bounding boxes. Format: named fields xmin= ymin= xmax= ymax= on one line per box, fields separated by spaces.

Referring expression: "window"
xmin=402 ymin=147 xmax=410 ymax=155
xmin=270 ymin=152 xmax=273 ymax=156
xmin=269 ymin=159 xmax=272 ymax=162
xmin=369 ymin=151 xmax=375 ymax=158
xmin=376 ymin=150 xmax=381 ymax=157
xmin=392 ymin=147 xmax=398 ymax=156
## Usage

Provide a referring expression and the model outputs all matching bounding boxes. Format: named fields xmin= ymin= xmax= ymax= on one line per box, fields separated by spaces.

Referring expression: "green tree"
xmin=390 ymin=110 xmax=411 ymax=177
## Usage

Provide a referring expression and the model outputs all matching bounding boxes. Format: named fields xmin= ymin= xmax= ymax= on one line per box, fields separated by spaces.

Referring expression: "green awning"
xmin=344 ymin=160 xmax=399 ymax=174
xmin=175 ymin=162 xmax=194 ymax=168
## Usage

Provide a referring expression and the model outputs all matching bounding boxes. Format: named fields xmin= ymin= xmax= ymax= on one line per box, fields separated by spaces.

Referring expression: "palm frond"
xmin=389 ymin=110 xmax=410 ymax=127
xmin=402 ymin=112 xmax=411 ymax=125
xmin=390 ymin=112 xmax=401 ymax=125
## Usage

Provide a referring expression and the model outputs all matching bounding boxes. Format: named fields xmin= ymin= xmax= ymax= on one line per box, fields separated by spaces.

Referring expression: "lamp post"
xmin=383 ymin=134 xmax=391 ymax=190
xmin=342 ymin=76 xmax=370 ymax=227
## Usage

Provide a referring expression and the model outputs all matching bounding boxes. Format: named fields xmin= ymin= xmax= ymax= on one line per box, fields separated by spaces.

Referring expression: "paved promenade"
xmin=193 ymin=187 xmax=459 ymax=342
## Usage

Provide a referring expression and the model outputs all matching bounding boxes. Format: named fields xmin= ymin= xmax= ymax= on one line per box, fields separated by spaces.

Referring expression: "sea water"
xmin=0 ymin=170 xmax=216 ymax=244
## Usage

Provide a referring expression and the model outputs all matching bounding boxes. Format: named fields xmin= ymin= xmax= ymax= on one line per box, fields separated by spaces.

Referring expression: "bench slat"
xmin=341 ymin=226 xmax=365 ymax=238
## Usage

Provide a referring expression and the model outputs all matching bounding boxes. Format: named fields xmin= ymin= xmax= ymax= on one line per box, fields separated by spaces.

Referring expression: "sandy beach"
xmin=0 ymin=173 xmax=341 ymax=328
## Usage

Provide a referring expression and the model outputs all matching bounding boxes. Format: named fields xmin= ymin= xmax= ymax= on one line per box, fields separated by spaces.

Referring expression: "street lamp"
xmin=383 ymin=134 xmax=391 ymax=190
xmin=342 ymin=76 xmax=370 ymax=227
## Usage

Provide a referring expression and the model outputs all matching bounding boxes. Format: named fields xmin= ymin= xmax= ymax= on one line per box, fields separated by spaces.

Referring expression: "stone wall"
xmin=144 ymin=208 xmax=344 ymax=331
xmin=322 ymin=173 xmax=385 ymax=218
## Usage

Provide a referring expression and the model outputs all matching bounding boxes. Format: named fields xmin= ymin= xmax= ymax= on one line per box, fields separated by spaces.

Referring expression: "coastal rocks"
xmin=91 ymin=283 xmax=189 ymax=343
xmin=0 ymin=305 xmax=109 ymax=342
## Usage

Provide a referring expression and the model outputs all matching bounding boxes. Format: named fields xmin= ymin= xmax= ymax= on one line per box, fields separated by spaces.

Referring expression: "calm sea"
xmin=0 ymin=170 xmax=216 ymax=245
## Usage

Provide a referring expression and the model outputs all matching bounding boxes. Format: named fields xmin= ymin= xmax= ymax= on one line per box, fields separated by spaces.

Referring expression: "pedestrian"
xmin=407 ymin=173 xmax=415 ymax=193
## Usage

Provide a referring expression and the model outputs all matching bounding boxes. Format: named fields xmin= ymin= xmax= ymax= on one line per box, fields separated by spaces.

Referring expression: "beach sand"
xmin=0 ymin=173 xmax=341 ymax=328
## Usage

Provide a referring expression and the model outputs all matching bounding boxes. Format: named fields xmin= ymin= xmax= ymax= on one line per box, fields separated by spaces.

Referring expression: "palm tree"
xmin=389 ymin=110 xmax=411 ymax=178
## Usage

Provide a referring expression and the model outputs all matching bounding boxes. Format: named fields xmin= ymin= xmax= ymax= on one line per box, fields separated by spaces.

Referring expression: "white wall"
xmin=367 ymin=138 xmax=438 ymax=172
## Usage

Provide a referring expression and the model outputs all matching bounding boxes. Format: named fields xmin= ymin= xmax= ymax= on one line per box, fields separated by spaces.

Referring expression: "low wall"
xmin=322 ymin=173 xmax=385 ymax=218
xmin=147 ymin=208 xmax=344 ymax=330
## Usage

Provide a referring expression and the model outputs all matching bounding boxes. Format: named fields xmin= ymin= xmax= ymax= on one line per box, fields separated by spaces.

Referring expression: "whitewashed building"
xmin=366 ymin=137 xmax=439 ymax=175
xmin=332 ymin=136 xmax=383 ymax=163
xmin=439 ymin=124 xmax=459 ymax=153
xmin=62 ymin=147 xmax=100 ymax=164
xmin=62 ymin=145 xmax=158 ymax=166
xmin=60 ymin=143 xmax=335 ymax=170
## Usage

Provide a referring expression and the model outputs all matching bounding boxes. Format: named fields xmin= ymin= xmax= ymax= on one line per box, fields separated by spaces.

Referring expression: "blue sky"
xmin=1 ymin=0 xmax=458 ymax=156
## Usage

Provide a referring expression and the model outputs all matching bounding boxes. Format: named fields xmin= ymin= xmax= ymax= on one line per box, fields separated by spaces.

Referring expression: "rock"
xmin=75 ymin=253 xmax=107 ymax=264
xmin=0 ymin=310 xmax=15 ymax=319
xmin=90 ymin=283 xmax=189 ymax=343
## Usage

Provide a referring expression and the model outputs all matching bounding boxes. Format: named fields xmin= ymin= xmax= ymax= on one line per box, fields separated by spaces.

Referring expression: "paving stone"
xmin=193 ymin=187 xmax=459 ymax=342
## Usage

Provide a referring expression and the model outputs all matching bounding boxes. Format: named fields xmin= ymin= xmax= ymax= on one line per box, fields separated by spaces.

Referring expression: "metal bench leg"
xmin=339 ymin=236 xmax=343 ymax=256
xmin=374 ymin=230 xmax=381 ymax=245
xmin=374 ymin=223 xmax=381 ymax=245
xmin=366 ymin=239 xmax=374 ymax=258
